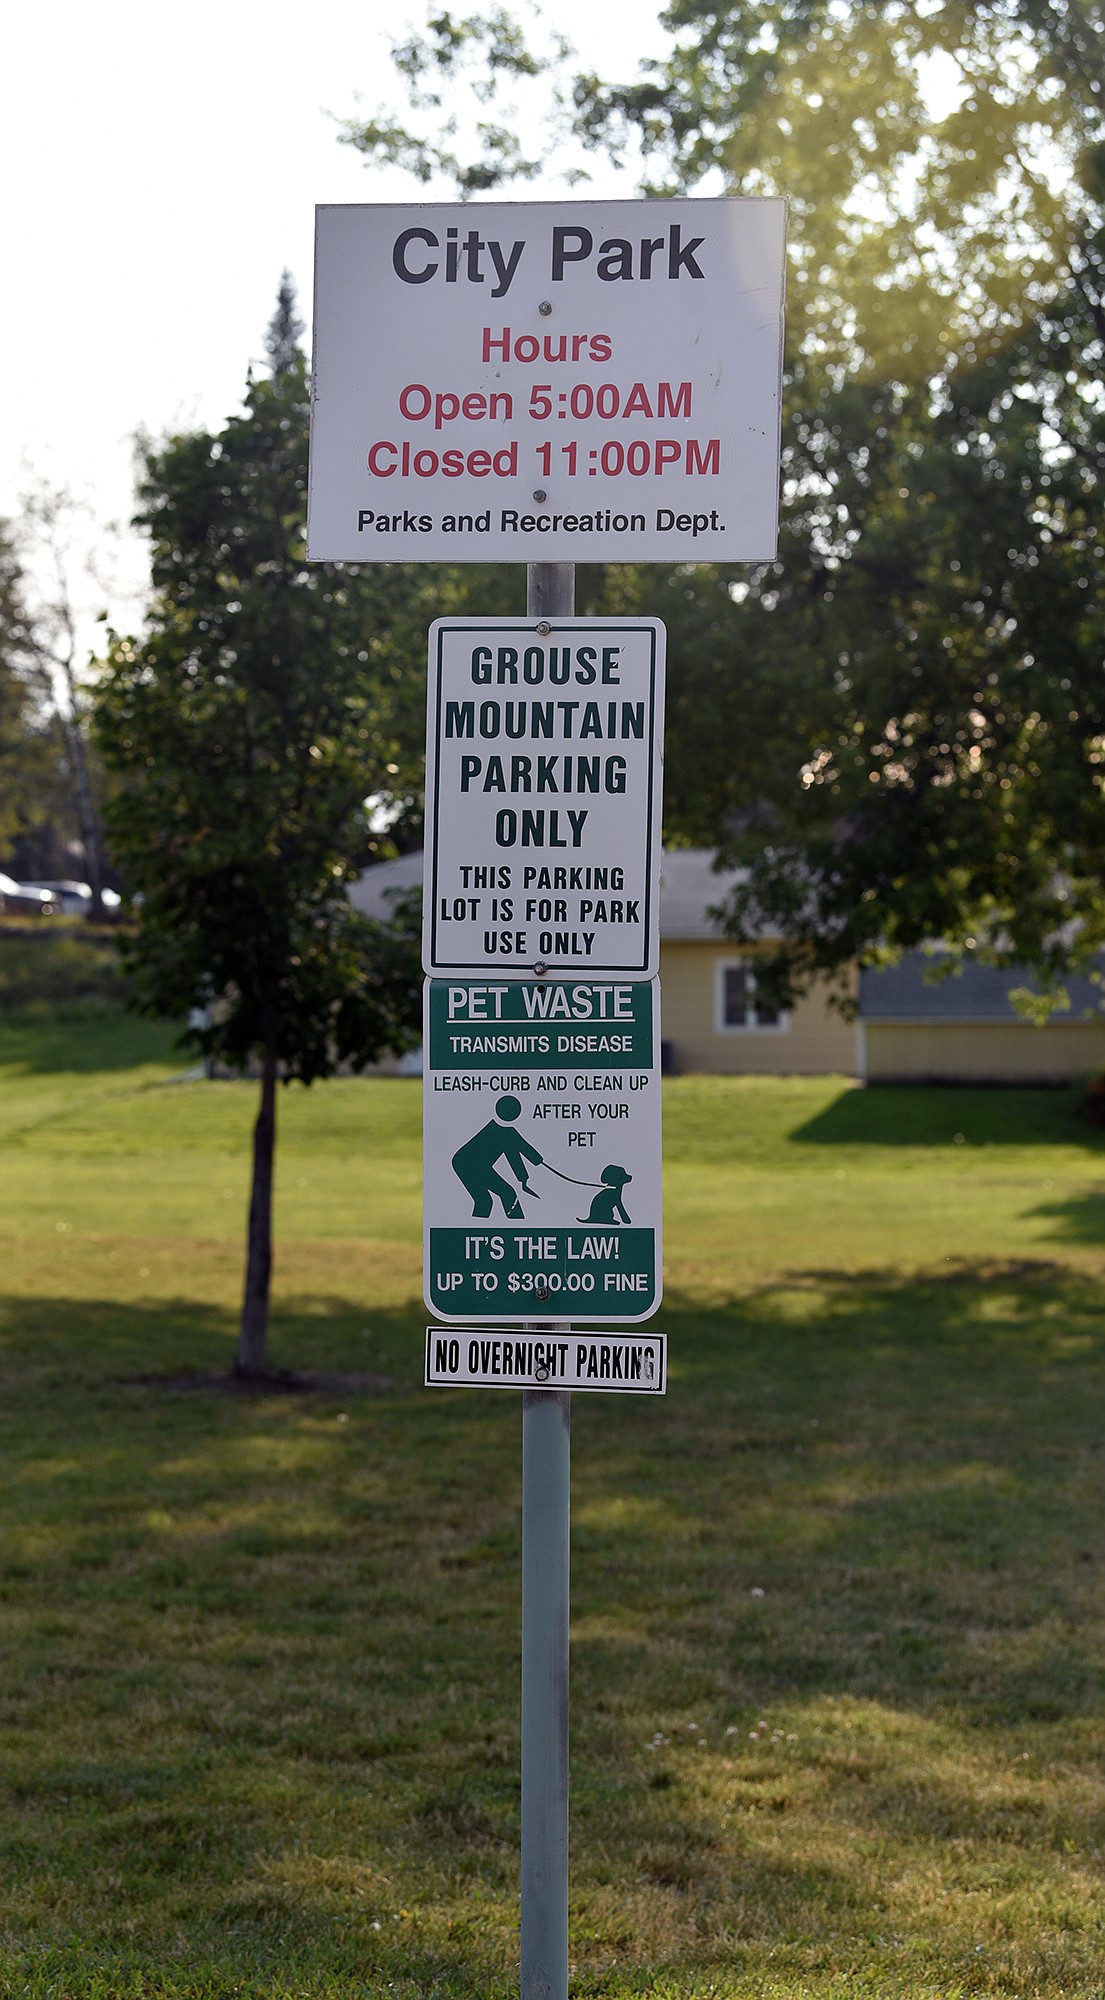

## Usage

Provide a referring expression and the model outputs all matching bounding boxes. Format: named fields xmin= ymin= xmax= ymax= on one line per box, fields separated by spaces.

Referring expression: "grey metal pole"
xmin=521 ymin=559 xmax=574 ymax=2000
xmin=527 ymin=562 xmax=575 ymax=625
xmin=521 ymin=1380 xmax=570 ymax=2000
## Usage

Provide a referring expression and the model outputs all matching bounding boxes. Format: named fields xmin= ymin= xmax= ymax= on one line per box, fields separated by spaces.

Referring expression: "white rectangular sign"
xmin=308 ymin=198 xmax=786 ymax=564
xmin=425 ymin=1326 xmax=667 ymax=1393
xmin=424 ymin=618 xmax=664 ymax=979
xmin=423 ymin=978 xmax=662 ymax=1323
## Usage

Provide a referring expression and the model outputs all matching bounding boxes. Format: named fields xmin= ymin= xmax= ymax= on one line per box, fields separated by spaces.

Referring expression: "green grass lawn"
xmin=1 ymin=1005 xmax=1105 ymax=1997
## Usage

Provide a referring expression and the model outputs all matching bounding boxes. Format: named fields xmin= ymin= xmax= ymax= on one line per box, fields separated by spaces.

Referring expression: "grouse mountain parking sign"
xmin=423 ymin=617 xmax=664 ymax=980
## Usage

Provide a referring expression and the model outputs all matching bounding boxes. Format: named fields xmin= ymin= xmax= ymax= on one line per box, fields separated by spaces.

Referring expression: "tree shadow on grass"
xmin=1026 ymin=1187 xmax=1105 ymax=1245
xmin=0 ymin=1005 xmax=183 ymax=1077
xmin=0 ymin=1272 xmax=1096 ymax=1992
xmin=570 ymin=1263 xmax=1105 ymax=1718
xmin=2 ymin=1268 xmax=1104 ymax=1993
xmin=0 ymin=1292 xmax=429 ymax=1391
xmin=557 ymin=1266 xmax=1105 ymax=1985
xmin=791 ymin=1080 xmax=1101 ymax=1149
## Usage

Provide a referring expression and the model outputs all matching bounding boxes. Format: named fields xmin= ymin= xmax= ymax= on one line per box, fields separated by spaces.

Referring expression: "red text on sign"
xmin=527 ymin=382 xmax=692 ymax=420
xmin=534 ymin=438 xmax=719 ymax=477
xmin=368 ymin=441 xmax=519 ymax=478
xmin=399 ymin=384 xmax=514 ymax=429
xmin=482 ymin=328 xmax=613 ymax=364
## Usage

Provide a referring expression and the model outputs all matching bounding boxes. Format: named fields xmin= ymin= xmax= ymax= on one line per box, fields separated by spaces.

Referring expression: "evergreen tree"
xmin=265 ymin=270 xmax=305 ymax=377
xmin=96 ymin=292 xmax=425 ymax=1379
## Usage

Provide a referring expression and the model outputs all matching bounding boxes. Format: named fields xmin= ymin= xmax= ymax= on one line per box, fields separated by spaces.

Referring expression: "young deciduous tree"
xmin=569 ymin=0 xmax=1105 ymax=383
xmin=709 ymin=234 xmax=1105 ymax=1011
xmin=15 ymin=485 xmax=113 ymax=914
xmin=350 ymin=1 xmax=1105 ymax=371
xmin=0 ymin=522 xmax=64 ymax=866
xmin=337 ymin=6 xmax=557 ymax=195
xmin=96 ymin=286 xmax=425 ymax=1379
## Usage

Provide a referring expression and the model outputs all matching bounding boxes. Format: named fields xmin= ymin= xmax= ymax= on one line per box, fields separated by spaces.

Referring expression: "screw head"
xmin=535 ymin=619 xmax=552 ymax=635
xmin=538 ymin=300 xmax=552 ymax=316
xmin=533 ymin=960 xmax=548 ymax=977
xmin=533 ymin=488 xmax=547 ymax=503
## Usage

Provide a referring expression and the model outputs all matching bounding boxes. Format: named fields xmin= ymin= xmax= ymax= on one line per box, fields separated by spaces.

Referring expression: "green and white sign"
xmin=423 ymin=977 xmax=661 ymax=1323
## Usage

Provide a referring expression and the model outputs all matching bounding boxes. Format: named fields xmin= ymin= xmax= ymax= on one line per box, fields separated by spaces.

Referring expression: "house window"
xmin=717 ymin=961 xmax=788 ymax=1033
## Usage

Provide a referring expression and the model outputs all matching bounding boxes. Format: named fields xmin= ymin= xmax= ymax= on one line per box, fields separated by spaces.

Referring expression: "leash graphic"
xmin=534 ymin=1161 xmax=604 ymax=1190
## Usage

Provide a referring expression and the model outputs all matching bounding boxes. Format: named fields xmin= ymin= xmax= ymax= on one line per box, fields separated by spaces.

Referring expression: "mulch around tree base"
xmin=124 ymin=1368 xmax=392 ymax=1396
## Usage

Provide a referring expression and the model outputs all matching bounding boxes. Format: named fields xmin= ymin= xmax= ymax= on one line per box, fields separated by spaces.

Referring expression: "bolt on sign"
xmin=425 ymin=1327 xmax=667 ymax=1395
xmin=307 ymin=198 xmax=787 ymax=565
xmin=423 ymin=978 xmax=661 ymax=1324
xmin=424 ymin=617 xmax=665 ymax=979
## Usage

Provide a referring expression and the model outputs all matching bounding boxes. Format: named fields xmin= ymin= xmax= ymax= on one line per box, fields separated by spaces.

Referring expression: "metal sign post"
xmin=307 ymin=195 xmax=785 ymax=2000
xmin=521 ymin=1379 xmax=569 ymax=2000
xmin=522 ymin=559 xmax=572 ymax=2000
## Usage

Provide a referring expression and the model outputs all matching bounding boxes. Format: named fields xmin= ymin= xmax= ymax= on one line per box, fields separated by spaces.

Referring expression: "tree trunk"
xmin=58 ymin=659 xmax=106 ymax=921
xmin=236 ymin=1042 xmax=278 ymax=1378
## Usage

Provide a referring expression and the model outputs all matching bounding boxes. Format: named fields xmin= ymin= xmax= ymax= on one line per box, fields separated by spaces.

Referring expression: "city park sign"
xmin=307 ymin=197 xmax=786 ymax=566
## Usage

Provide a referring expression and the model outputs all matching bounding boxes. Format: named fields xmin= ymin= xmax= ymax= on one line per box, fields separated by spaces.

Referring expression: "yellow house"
xmin=655 ymin=849 xmax=856 ymax=1075
xmin=859 ymin=951 xmax=1105 ymax=1084
xmin=351 ymin=847 xmax=858 ymax=1077
xmin=646 ymin=854 xmax=1105 ymax=1083
xmin=353 ymin=849 xmax=1105 ymax=1083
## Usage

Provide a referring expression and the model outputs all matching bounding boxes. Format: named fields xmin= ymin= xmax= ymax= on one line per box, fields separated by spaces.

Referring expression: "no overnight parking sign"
xmin=423 ymin=978 xmax=662 ymax=1324
xmin=307 ymin=197 xmax=786 ymax=564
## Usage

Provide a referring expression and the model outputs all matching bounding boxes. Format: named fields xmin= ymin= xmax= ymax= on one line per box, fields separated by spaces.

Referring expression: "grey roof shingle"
xmin=657 ymin=849 xmax=747 ymax=940
xmin=348 ymin=850 xmax=423 ymax=922
xmin=860 ymin=952 xmax=1105 ymax=1021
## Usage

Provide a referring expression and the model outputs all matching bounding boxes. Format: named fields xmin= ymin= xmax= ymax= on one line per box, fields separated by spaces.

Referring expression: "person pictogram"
xmin=451 ymin=1095 xmax=544 ymax=1218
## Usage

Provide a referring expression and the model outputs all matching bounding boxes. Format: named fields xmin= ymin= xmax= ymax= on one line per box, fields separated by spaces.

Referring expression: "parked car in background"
xmin=0 ymin=873 xmax=61 ymax=916
xmin=18 ymin=880 xmax=122 ymax=917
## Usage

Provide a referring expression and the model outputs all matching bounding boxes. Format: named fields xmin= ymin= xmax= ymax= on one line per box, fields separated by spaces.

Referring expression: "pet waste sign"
xmin=423 ymin=617 xmax=665 ymax=979
xmin=307 ymin=196 xmax=786 ymax=564
xmin=423 ymin=978 xmax=661 ymax=1323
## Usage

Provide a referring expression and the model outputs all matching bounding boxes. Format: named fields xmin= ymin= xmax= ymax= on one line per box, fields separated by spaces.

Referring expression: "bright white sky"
xmin=1 ymin=0 xmax=670 ymax=642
